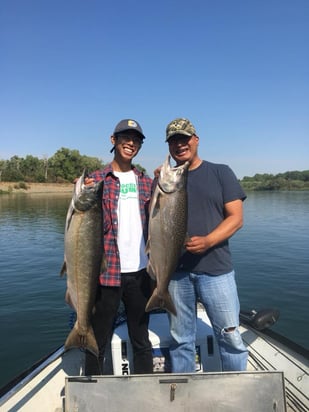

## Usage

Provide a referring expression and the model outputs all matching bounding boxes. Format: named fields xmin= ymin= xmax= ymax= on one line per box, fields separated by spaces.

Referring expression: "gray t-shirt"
xmin=178 ymin=160 xmax=246 ymax=275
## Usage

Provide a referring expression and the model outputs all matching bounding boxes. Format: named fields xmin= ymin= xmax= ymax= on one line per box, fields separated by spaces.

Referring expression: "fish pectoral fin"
xmin=149 ymin=190 xmax=161 ymax=218
xmin=152 ymin=195 xmax=161 ymax=218
xmin=145 ymin=288 xmax=177 ymax=316
xmin=60 ymin=261 xmax=67 ymax=277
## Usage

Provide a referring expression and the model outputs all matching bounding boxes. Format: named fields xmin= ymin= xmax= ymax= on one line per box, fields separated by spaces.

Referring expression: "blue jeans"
xmin=168 ymin=270 xmax=248 ymax=372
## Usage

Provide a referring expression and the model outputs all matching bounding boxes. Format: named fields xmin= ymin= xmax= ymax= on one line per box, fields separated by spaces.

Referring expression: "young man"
xmin=165 ymin=118 xmax=248 ymax=372
xmin=85 ymin=119 xmax=153 ymax=375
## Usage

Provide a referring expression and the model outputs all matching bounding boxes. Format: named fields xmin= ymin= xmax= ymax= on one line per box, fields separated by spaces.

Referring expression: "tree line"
xmin=0 ymin=148 xmax=308 ymax=190
xmin=0 ymin=147 xmax=146 ymax=184
xmin=241 ymin=170 xmax=309 ymax=191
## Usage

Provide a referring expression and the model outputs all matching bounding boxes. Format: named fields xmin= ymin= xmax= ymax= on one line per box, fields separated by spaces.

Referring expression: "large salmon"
xmin=61 ymin=170 xmax=104 ymax=356
xmin=145 ymin=155 xmax=189 ymax=316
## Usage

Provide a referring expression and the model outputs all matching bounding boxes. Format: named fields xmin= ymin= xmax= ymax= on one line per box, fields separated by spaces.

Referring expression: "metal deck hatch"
xmin=65 ymin=371 xmax=286 ymax=411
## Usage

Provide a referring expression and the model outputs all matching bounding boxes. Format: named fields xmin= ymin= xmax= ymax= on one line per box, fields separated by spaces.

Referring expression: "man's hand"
xmin=84 ymin=177 xmax=95 ymax=186
xmin=153 ymin=166 xmax=162 ymax=179
xmin=185 ymin=236 xmax=210 ymax=255
xmin=73 ymin=176 xmax=95 ymax=186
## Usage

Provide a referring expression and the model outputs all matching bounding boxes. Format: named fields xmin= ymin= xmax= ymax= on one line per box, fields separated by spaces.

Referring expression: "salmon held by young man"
xmin=61 ymin=170 xmax=105 ymax=356
xmin=145 ymin=155 xmax=189 ymax=315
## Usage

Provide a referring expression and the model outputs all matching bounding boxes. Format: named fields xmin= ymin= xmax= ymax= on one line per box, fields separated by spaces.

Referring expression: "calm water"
xmin=0 ymin=191 xmax=308 ymax=387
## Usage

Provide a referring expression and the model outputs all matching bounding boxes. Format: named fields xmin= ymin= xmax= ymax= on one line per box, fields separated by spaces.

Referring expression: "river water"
xmin=0 ymin=191 xmax=308 ymax=387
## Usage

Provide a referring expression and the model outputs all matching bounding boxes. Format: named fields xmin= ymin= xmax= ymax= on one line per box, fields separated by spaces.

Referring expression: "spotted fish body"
xmin=61 ymin=170 xmax=104 ymax=356
xmin=145 ymin=155 xmax=189 ymax=315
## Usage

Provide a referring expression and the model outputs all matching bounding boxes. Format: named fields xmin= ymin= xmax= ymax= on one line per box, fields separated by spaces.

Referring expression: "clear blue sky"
xmin=1 ymin=0 xmax=308 ymax=178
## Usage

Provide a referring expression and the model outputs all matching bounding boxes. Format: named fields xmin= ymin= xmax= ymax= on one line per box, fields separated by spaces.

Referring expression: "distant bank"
xmin=0 ymin=182 xmax=73 ymax=194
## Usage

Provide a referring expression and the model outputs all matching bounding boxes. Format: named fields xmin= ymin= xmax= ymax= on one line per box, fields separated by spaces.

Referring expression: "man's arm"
xmin=185 ymin=199 xmax=243 ymax=255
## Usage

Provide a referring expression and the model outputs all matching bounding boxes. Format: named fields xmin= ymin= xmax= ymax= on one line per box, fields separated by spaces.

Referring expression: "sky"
xmin=1 ymin=0 xmax=308 ymax=178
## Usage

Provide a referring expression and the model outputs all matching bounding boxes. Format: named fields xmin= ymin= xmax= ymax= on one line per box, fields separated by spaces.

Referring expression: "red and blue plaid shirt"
xmin=90 ymin=164 xmax=152 ymax=287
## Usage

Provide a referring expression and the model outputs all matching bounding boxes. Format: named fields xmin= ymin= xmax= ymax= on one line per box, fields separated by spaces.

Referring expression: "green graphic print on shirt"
xmin=119 ymin=182 xmax=137 ymax=198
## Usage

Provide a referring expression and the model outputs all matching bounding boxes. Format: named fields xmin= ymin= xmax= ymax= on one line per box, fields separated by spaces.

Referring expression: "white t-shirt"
xmin=114 ymin=170 xmax=148 ymax=273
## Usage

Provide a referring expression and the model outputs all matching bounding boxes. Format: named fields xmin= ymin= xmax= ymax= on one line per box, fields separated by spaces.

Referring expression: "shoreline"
xmin=0 ymin=182 xmax=73 ymax=194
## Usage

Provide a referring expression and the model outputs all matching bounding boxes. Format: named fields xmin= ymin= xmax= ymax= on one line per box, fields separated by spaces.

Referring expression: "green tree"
xmin=1 ymin=156 xmax=24 ymax=181
xmin=80 ymin=155 xmax=105 ymax=174
xmin=48 ymin=148 xmax=104 ymax=182
xmin=48 ymin=148 xmax=82 ymax=182
xmin=0 ymin=160 xmax=8 ymax=182
xmin=20 ymin=155 xmax=44 ymax=182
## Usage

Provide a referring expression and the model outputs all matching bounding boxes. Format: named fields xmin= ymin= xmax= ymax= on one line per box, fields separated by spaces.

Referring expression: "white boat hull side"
xmin=241 ymin=325 xmax=309 ymax=411
xmin=0 ymin=348 xmax=85 ymax=412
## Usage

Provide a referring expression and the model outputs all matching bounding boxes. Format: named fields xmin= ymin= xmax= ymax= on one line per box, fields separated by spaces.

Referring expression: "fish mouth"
xmin=73 ymin=170 xmax=103 ymax=212
xmin=158 ymin=155 xmax=189 ymax=194
xmin=164 ymin=155 xmax=190 ymax=174
xmin=74 ymin=169 xmax=87 ymax=195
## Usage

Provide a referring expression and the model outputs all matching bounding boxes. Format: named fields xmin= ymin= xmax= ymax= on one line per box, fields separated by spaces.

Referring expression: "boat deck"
xmin=0 ymin=310 xmax=308 ymax=411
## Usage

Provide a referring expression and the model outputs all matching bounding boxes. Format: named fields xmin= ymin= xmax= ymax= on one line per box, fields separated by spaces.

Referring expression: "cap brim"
xmin=166 ymin=130 xmax=192 ymax=141
xmin=114 ymin=129 xmax=145 ymax=140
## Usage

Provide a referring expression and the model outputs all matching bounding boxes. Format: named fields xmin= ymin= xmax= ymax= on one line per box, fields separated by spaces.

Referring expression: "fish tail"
xmin=64 ymin=324 xmax=99 ymax=357
xmin=145 ymin=288 xmax=177 ymax=316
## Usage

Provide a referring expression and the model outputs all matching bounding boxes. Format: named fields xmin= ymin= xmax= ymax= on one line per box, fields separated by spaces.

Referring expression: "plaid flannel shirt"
xmin=90 ymin=164 xmax=152 ymax=287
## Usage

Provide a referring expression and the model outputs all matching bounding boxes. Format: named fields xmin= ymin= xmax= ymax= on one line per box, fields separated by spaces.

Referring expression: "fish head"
xmin=158 ymin=155 xmax=189 ymax=193
xmin=73 ymin=169 xmax=103 ymax=212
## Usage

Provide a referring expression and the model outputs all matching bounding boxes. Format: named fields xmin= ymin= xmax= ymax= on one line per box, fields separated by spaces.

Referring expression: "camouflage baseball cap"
xmin=166 ymin=118 xmax=196 ymax=141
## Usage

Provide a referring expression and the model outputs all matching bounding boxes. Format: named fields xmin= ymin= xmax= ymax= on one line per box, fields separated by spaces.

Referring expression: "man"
xmin=165 ymin=117 xmax=248 ymax=372
xmin=85 ymin=119 xmax=153 ymax=375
